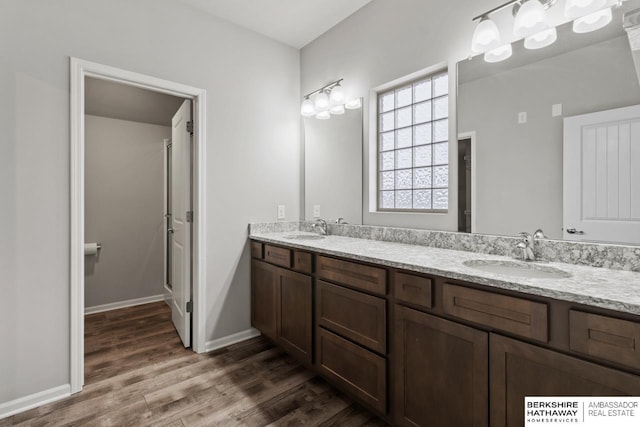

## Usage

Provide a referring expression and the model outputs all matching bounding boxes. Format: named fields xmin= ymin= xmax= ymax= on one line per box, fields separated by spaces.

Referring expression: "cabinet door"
xmin=393 ymin=306 xmax=488 ymax=427
xmin=490 ymin=333 xmax=640 ymax=427
xmin=278 ymin=268 xmax=312 ymax=364
xmin=251 ymin=259 xmax=278 ymax=341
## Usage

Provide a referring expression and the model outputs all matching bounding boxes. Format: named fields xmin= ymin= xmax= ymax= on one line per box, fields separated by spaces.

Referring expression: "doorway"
xmin=457 ymin=132 xmax=476 ymax=233
xmin=70 ymin=58 xmax=207 ymax=394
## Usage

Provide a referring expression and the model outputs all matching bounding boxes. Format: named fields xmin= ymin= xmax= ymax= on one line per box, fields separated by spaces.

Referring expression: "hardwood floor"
xmin=1 ymin=302 xmax=385 ymax=426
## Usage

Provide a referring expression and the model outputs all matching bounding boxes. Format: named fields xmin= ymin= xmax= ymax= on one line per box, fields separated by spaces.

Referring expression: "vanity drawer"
xmin=317 ymin=280 xmax=386 ymax=354
xmin=317 ymin=328 xmax=387 ymax=414
xmin=264 ymin=244 xmax=291 ymax=268
xmin=443 ymin=284 xmax=548 ymax=342
xmin=570 ymin=310 xmax=640 ymax=370
xmin=317 ymin=255 xmax=387 ymax=296
xmin=250 ymin=241 xmax=263 ymax=259
xmin=293 ymin=251 xmax=312 ymax=274
xmin=393 ymin=271 xmax=433 ymax=309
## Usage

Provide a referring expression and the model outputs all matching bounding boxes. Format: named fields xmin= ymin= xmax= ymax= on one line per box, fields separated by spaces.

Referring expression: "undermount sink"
xmin=284 ymin=234 xmax=326 ymax=241
xmin=462 ymin=259 xmax=572 ymax=279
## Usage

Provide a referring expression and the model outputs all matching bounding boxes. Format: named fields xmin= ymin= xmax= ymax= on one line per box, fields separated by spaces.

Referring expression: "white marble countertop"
xmin=250 ymin=231 xmax=640 ymax=316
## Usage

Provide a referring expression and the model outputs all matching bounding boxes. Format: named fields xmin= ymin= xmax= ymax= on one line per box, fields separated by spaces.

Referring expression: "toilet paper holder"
xmin=84 ymin=242 xmax=102 ymax=256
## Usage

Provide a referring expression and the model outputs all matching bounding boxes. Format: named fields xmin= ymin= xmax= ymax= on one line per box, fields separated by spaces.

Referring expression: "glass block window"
xmin=378 ymin=71 xmax=449 ymax=211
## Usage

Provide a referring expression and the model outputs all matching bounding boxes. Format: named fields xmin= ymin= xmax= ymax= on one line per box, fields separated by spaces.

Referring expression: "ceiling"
xmin=85 ymin=77 xmax=185 ymax=126
xmin=176 ymin=0 xmax=372 ymax=48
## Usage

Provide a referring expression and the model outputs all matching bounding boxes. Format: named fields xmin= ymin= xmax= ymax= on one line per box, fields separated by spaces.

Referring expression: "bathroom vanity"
xmin=249 ymin=227 xmax=640 ymax=426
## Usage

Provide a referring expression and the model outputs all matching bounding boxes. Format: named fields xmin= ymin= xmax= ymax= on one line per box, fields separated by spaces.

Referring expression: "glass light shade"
xmin=345 ymin=98 xmax=362 ymax=109
xmin=300 ymin=98 xmax=315 ymax=117
xmin=564 ymin=0 xmax=606 ymax=19
xmin=471 ymin=18 xmax=501 ymax=54
xmin=314 ymin=91 xmax=330 ymax=111
xmin=315 ymin=110 xmax=331 ymax=120
xmin=484 ymin=43 xmax=513 ymax=63
xmin=329 ymin=84 xmax=346 ymax=105
xmin=524 ymin=27 xmax=557 ymax=49
xmin=573 ymin=7 xmax=612 ymax=33
xmin=514 ymin=0 xmax=549 ymax=38
xmin=330 ymin=104 xmax=345 ymax=115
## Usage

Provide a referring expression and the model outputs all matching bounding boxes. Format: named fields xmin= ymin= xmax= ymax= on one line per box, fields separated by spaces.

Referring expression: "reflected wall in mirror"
xmin=304 ymin=105 xmax=363 ymax=224
xmin=458 ymin=1 xmax=640 ymax=244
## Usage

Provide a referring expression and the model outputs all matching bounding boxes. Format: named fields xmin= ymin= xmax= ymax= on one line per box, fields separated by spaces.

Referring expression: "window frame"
xmin=375 ymin=69 xmax=450 ymax=213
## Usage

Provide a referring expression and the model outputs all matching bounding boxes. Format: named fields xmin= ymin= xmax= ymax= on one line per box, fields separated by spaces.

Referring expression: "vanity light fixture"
xmin=513 ymin=0 xmax=550 ymax=38
xmin=572 ymin=6 xmax=613 ymax=32
xmin=471 ymin=0 xmax=618 ymax=63
xmin=329 ymin=82 xmax=346 ymax=105
xmin=484 ymin=43 xmax=514 ymax=62
xmin=300 ymin=96 xmax=315 ymax=117
xmin=471 ymin=16 xmax=502 ymax=53
xmin=345 ymin=98 xmax=362 ymax=109
xmin=314 ymin=90 xmax=330 ymax=112
xmin=564 ymin=0 xmax=606 ymax=18
xmin=300 ymin=79 xmax=361 ymax=119
xmin=524 ymin=26 xmax=558 ymax=49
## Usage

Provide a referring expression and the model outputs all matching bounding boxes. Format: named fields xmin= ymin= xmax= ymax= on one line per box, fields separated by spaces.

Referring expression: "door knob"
xmin=566 ymin=228 xmax=584 ymax=235
xmin=168 ymin=228 xmax=175 ymax=234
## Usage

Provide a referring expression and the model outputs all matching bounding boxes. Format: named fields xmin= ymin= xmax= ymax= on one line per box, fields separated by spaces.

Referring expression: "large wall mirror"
xmin=304 ymin=106 xmax=363 ymax=224
xmin=458 ymin=1 xmax=640 ymax=244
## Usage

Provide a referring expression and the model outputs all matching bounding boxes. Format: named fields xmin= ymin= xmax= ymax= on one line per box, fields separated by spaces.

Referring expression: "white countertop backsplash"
xmin=249 ymin=222 xmax=640 ymax=316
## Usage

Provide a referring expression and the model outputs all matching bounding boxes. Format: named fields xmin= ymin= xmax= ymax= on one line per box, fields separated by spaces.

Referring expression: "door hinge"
xmin=186 ymin=301 xmax=193 ymax=313
xmin=186 ymin=120 xmax=194 ymax=135
xmin=186 ymin=211 xmax=194 ymax=223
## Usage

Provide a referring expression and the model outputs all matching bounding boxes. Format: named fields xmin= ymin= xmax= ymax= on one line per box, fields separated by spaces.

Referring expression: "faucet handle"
xmin=533 ymin=229 xmax=546 ymax=239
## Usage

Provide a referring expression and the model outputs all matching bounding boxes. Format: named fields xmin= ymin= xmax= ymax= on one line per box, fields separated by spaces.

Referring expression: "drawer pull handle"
xmin=589 ymin=329 xmax=636 ymax=349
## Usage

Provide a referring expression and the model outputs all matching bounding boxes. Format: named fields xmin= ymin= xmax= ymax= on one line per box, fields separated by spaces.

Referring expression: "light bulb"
xmin=314 ymin=91 xmax=330 ymax=111
xmin=524 ymin=27 xmax=557 ymax=49
xmin=345 ymin=98 xmax=362 ymax=109
xmin=564 ymin=0 xmax=606 ymax=19
xmin=316 ymin=110 xmax=331 ymax=120
xmin=484 ymin=43 xmax=513 ymax=63
xmin=514 ymin=0 xmax=549 ymax=38
xmin=471 ymin=18 xmax=501 ymax=54
xmin=329 ymin=84 xmax=346 ymax=105
xmin=300 ymin=97 xmax=315 ymax=117
xmin=330 ymin=104 xmax=345 ymax=115
xmin=573 ymin=7 xmax=612 ymax=33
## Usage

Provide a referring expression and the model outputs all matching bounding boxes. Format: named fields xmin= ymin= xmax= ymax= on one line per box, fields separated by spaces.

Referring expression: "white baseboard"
xmin=0 ymin=384 xmax=70 ymax=420
xmin=85 ymin=294 xmax=165 ymax=315
xmin=204 ymin=328 xmax=261 ymax=353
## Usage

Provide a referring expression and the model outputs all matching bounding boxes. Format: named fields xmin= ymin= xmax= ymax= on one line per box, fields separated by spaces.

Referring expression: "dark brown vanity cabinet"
xmin=394 ymin=306 xmax=488 ymax=427
xmin=251 ymin=244 xmax=312 ymax=365
xmin=315 ymin=257 xmax=389 ymax=414
xmin=490 ymin=334 xmax=640 ymax=427
xmin=250 ymin=259 xmax=278 ymax=342
xmin=251 ymin=239 xmax=640 ymax=426
xmin=392 ymin=275 xmax=640 ymax=427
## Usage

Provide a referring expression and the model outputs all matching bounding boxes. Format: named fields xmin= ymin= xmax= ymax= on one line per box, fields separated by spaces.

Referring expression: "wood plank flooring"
xmin=1 ymin=301 xmax=385 ymax=426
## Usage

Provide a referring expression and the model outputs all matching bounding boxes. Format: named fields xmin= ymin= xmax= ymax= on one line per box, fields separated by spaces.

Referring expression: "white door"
xmin=563 ymin=105 xmax=640 ymax=244
xmin=170 ymin=99 xmax=192 ymax=347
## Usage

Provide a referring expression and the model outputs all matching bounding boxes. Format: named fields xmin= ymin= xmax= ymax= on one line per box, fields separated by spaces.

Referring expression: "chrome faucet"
xmin=313 ymin=218 xmax=328 ymax=235
xmin=335 ymin=217 xmax=347 ymax=224
xmin=515 ymin=229 xmax=546 ymax=261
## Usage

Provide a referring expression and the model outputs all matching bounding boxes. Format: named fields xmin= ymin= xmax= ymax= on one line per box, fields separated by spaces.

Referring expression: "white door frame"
xmin=458 ymin=131 xmax=477 ymax=233
xmin=70 ymin=57 xmax=207 ymax=394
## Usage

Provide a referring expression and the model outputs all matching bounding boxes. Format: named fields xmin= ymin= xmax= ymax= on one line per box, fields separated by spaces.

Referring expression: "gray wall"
xmin=84 ymin=115 xmax=169 ymax=308
xmin=0 ymin=0 xmax=299 ymax=404
xmin=458 ymin=35 xmax=640 ymax=239
xmin=301 ymin=0 xmax=501 ymax=232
